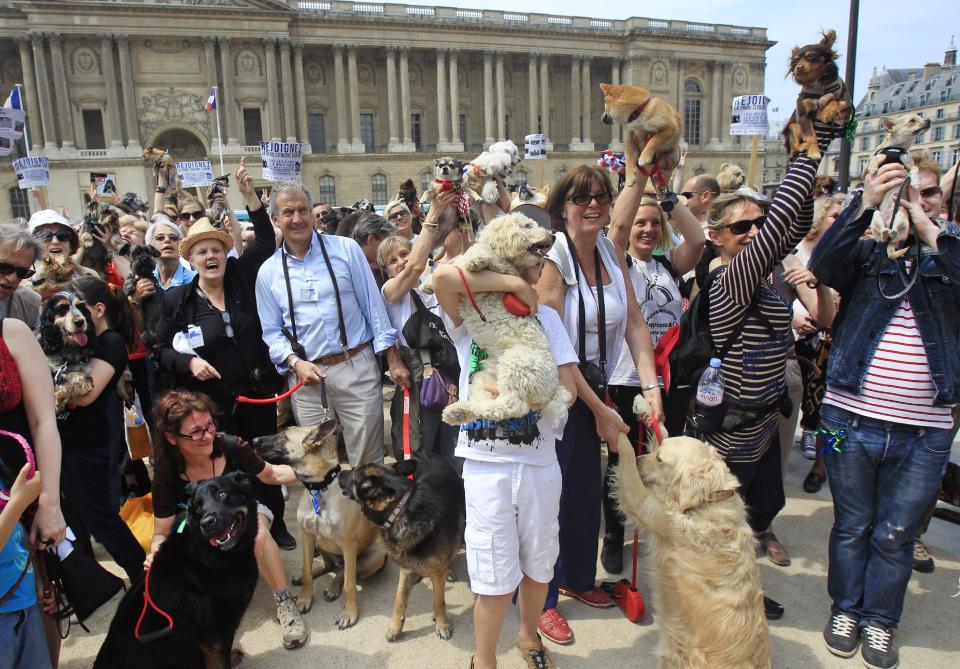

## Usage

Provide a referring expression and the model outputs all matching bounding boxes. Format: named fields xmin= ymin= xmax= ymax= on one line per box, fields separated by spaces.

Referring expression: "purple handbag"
xmin=420 ymin=368 xmax=453 ymax=410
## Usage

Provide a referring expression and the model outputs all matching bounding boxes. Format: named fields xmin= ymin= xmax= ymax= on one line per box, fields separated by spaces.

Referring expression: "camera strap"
xmin=564 ymin=231 xmax=606 ymax=374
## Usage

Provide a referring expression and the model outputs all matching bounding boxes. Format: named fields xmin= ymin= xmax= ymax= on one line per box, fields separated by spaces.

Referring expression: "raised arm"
xmin=432 ymin=265 xmax=536 ymax=328
xmin=665 ymin=200 xmax=706 ymax=275
xmin=382 ymin=190 xmax=456 ymax=303
xmin=609 ymin=176 xmax=647 ymax=253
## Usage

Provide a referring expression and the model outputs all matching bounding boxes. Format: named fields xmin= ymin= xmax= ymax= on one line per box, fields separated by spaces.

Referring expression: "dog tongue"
xmin=73 ymin=332 xmax=88 ymax=347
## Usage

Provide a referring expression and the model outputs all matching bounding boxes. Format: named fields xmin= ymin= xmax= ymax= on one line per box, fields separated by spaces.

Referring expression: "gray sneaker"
xmin=801 ymin=429 xmax=818 ymax=460
xmin=276 ymin=597 xmax=308 ymax=649
xmin=823 ymin=611 xmax=860 ymax=657
xmin=861 ymin=622 xmax=898 ymax=669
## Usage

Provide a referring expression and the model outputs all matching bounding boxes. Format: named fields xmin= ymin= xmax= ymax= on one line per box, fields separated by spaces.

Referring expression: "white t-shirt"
xmin=381 ymin=284 xmax=442 ymax=348
xmin=451 ymin=305 xmax=578 ymax=466
xmin=609 ymin=254 xmax=682 ymax=387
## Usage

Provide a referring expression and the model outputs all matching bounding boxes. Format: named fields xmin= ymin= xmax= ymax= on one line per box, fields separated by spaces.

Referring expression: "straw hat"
xmin=179 ymin=217 xmax=233 ymax=259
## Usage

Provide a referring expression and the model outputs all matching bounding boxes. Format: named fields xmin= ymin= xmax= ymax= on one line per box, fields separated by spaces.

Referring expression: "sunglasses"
xmin=388 ymin=210 xmax=410 ymax=221
xmin=568 ymin=191 xmax=613 ymax=207
xmin=0 ymin=262 xmax=36 ymax=280
xmin=680 ymin=190 xmax=707 ymax=199
xmin=722 ymin=216 xmax=766 ymax=235
xmin=177 ymin=420 xmax=217 ymax=441
xmin=35 ymin=229 xmax=74 ymax=244
xmin=220 ymin=310 xmax=234 ymax=338
xmin=179 ymin=210 xmax=205 ymax=221
xmin=920 ymin=186 xmax=942 ymax=198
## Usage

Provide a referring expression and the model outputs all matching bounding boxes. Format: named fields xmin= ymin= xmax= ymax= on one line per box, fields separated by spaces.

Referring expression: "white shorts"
xmin=462 ymin=458 xmax=562 ymax=596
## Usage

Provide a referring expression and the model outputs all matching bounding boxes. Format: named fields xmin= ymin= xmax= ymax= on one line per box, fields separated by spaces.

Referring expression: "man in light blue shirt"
xmin=256 ymin=182 xmax=397 ymax=465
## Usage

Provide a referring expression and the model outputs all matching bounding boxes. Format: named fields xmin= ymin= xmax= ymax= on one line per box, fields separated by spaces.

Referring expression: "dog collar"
xmin=380 ymin=490 xmax=413 ymax=531
xmin=303 ymin=465 xmax=341 ymax=495
xmin=627 ymin=99 xmax=651 ymax=124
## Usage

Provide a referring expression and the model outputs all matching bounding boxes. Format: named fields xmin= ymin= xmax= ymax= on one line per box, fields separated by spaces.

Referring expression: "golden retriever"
xmin=616 ymin=396 xmax=771 ymax=669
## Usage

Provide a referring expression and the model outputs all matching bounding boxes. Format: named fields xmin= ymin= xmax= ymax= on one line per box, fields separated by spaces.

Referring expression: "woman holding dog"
xmin=147 ymin=390 xmax=307 ymax=651
xmin=697 ymin=102 xmax=849 ymax=621
xmin=152 ymin=157 xmax=295 ymax=552
xmin=535 ymin=165 xmax=663 ymax=643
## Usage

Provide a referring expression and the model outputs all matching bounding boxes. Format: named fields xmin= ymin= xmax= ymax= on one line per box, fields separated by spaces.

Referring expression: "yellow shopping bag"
xmin=120 ymin=493 xmax=154 ymax=553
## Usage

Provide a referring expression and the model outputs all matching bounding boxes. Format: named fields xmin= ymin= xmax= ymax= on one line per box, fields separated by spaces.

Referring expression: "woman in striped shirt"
xmin=700 ymin=116 xmax=845 ymax=620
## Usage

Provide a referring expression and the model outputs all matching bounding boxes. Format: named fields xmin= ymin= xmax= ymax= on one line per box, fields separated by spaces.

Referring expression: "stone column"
xmin=609 ymin=59 xmax=623 ymax=151
xmin=347 ymin=45 xmax=363 ymax=151
xmin=569 ymin=55 xmax=582 ymax=148
xmin=333 ymin=44 xmax=350 ymax=153
xmin=99 ymin=36 xmax=123 ymax=149
xmin=435 ymin=49 xmax=449 ymax=149
xmin=720 ymin=61 xmax=731 ymax=145
xmin=448 ymin=50 xmax=463 ymax=151
xmin=399 ymin=47 xmax=414 ymax=151
xmin=263 ymin=38 xmax=280 ymax=141
xmin=495 ymin=51 xmax=505 ymax=141
xmin=15 ymin=36 xmax=43 ymax=151
xmin=483 ymin=50 xmax=494 ymax=145
xmin=707 ymin=62 xmax=722 ymax=148
xmin=293 ymin=44 xmax=309 ymax=152
xmin=527 ymin=54 xmax=538 ymax=135
xmin=580 ymin=56 xmax=594 ymax=152
xmin=30 ymin=35 xmax=56 ymax=149
xmin=539 ymin=54 xmax=552 ymax=150
xmin=203 ymin=37 xmax=219 ymax=150
xmin=385 ymin=47 xmax=401 ymax=151
xmin=219 ymin=38 xmax=239 ymax=146
xmin=672 ymin=57 xmax=684 ymax=113
xmin=49 ymin=33 xmax=76 ymax=150
xmin=116 ymin=35 xmax=141 ymax=151
xmin=279 ymin=40 xmax=296 ymax=143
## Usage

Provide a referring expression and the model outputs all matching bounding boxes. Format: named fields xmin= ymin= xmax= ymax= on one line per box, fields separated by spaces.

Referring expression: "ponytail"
xmin=73 ymin=275 xmax=137 ymax=348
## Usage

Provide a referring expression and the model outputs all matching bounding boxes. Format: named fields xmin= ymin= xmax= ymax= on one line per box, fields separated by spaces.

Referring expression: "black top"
xmin=58 ymin=329 xmax=127 ymax=450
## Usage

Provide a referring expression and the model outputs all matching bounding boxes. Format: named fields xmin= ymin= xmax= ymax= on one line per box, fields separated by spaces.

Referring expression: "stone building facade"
xmin=0 ymin=0 xmax=772 ymax=220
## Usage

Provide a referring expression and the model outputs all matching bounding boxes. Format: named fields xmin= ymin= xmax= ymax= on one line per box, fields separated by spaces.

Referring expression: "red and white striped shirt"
xmin=824 ymin=299 xmax=954 ymax=428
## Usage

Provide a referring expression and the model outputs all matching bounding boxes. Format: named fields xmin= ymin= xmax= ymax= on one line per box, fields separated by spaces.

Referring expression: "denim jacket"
xmin=809 ymin=190 xmax=960 ymax=405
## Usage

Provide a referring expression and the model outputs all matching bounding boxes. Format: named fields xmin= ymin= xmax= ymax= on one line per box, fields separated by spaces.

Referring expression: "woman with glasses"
xmin=27 ymin=209 xmax=99 ymax=284
xmin=146 ymin=389 xmax=307 ymax=651
xmin=145 ymin=215 xmax=197 ymax=291
xmin=152 ymin=159 xmax=296 ymax=551
xmin=384 ymin=200 xmax=416 ymax=241
xmin=533 ymin=165 xmax=661 ymax=644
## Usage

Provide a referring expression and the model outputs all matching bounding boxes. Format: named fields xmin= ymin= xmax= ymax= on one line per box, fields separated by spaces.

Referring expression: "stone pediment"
xmin=25 ymin=1 xmax=295 ymax=11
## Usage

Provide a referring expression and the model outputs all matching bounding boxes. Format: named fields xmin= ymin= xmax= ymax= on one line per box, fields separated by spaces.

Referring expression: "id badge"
xmin=186 ymin=324 xmax=205 ymax=349
xmin=300 ymin=286 xmax=318 ymax=302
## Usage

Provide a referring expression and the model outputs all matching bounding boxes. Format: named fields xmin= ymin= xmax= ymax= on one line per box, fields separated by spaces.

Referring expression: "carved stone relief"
xmin=235 ymin=48 xmax=262 ymax=77
xmin=409 ymin=62 xmax=423 ymax=88
xmin=733 ymin=65 xmax=747 ymax=89
xmin=71 ymin=46 xmax=100 ymax=76
xmin=651 ymin=60 xmax=668 ymax=88
xmin=2 ymin=52 xmax=20 ymax=83
xmin=304 ymin=61 xmax=325 ymax=86
xmin=144 ymin=39 xmax=192 ymax=55
xmin=138 ymin=87 xmax=212 ymax=144
xmin=357 ymin=60 xmax=375 ymax=87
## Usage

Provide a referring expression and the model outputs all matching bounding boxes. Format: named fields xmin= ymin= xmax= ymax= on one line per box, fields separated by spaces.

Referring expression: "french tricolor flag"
xmin=204 ymin=88 xmax=217 ymax=111
xmin=3 ymin=86 xmax=22 ymax=110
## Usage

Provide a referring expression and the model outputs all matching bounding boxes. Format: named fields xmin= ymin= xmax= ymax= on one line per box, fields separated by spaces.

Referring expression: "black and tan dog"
xmin=339 ymin=453 xmax=465 ymax=641
xmin=784 ymin=29 xmax=850 ymax=160
xmin=252 ymin=420 xmax=386 ymax=630
xmin=38 ymin=291 xmax=96 ymax=414
xmin=95 ymin=472 xmax=260 ymax=669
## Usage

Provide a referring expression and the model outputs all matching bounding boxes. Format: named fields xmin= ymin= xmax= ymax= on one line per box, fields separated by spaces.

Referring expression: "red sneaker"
xmin=558 ymin=585 xmax=616 ymax=608
xmin=538 ymin=608 xmax=573 ymax=645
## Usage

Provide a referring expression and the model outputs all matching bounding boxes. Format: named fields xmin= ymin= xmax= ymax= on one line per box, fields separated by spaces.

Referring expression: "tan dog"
xmin=866 ymin=113 xmax=932 ymax=259
xmin=600 ymin=83 xmax=682 ymax=188
xmin=717 ymin=163 xmax=747 ymax=193
xmin=616 ymin=396 xmax=771 ymax=669
xmin=252 ymin=420 xmax=386 ymax=630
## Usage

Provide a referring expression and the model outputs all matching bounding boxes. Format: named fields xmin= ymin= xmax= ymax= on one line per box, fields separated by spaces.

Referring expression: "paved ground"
xmin=60 ymin=439 xmax=960 ymax=668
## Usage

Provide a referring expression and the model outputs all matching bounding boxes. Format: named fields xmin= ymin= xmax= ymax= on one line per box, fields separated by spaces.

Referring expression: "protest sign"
xmin=0 ymin=107 xmax=25 ymax=140
xmin=12 ymin=156 xmax=50 ymax=188
xmin=90 ymin=172 xmax=118 ymax=196
xmin=0 ymin=134 xmax=11 ymax=157
xmin=176 ymin=159 xmax=215 ymax=188
xmin=730 ymin=95 xmax=770 ymax=136
xmin=524 ymin=134 xmax=548 ymax=160
xmin=259 ymin=141 xmax=303 ymax=182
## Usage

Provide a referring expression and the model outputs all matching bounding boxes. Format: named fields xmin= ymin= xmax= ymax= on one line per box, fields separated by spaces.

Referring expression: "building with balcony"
xmin=0 ymin=0 xmax=773 ymax=220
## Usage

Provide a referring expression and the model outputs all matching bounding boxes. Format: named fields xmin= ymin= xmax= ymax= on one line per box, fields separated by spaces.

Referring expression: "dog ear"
xmin=599 ymin=82 xmax=612 ymax=97
xmin=821 ymin=29 xmax=837 ymax=50
xmin=304 ymin=419 xmax=339 ymax=449
xmin=881 ymin=116 xmax=895 ymax=132
xmin=183 ymin=481 xmax=197 ymax=500
xmin=228 ymin=471 xmax=257 ymax=496
xmin=672 ymin=455 xmax=740 ymax=513
xmin=393 ymin=458 xmax=418 ymax=478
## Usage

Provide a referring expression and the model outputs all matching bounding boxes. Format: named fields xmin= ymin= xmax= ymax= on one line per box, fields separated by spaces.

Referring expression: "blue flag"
xmin=3 ymin=86 xmax=22 ymax=110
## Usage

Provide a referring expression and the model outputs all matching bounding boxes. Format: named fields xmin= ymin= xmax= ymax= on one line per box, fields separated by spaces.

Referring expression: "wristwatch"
xmin=641 ymin=383 xmax=660 ymax=393
xmin=286 ymin=354 xmax=302 ymax=370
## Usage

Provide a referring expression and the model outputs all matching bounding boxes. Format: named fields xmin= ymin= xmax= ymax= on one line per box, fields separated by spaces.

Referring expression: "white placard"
xmin=13 ymin=156 xmax=50 ymax=188
xmin=0 ymin=107 xmax=25 ymax=140
xmin=90 ymin=172 xmax=118 ymax=196
xmin=176 ymin=160 xmax=214 ymax=188
xmin=0 ymin=133 xmax=12 ymax=156
xmin=259 ymin=141 xmax=303 ymax=182
xmin=730 ymin=95 xmax=770 ymax=136
xmin=524 ymin=133 xmax=548 ymax=160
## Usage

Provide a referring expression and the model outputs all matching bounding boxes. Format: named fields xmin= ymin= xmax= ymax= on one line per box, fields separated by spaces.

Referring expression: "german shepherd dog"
xmin=340 ymin=453 xmax=466 ymax=641
xmin=38 ymin=291 xmax=96 ymax=415
xmin=252 ymin=420 xmax=387 ymax=630
xmin=94 ymin=472 xmax=260 ymax=669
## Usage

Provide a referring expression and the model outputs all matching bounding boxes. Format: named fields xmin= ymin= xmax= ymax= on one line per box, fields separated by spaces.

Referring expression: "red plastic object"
xmin=615 ymin=528 xmax=645 ymax=623
xmin=402 ymin=387 xmax=413 ymax=479
xmin=503 ymin=292 xmax=531 ymax=317
xmin=236 ymin=382 xmax=303 ymax=404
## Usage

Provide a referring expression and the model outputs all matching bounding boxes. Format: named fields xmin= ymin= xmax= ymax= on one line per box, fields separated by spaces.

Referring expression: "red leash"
xmin=236 ymin=382 xmax=303 ymax=405
xmin=134 ymin=566 xmax=174 ymax=643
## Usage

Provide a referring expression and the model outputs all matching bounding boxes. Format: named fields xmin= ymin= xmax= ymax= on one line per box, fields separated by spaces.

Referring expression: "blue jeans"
xmin=0 ymin=604 xmax=53 ymax=669
xmin=821 ymin=404 xmax=952 ymax=627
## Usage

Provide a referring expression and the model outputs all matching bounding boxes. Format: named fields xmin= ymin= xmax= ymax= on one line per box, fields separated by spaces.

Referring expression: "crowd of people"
xmin=0 ymin=93 xmax=957 ymax=669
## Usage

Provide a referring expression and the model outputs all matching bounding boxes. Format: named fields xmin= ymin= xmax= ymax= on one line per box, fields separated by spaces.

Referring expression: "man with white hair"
xmin=0 ymin=222 xmax=42 ymax=329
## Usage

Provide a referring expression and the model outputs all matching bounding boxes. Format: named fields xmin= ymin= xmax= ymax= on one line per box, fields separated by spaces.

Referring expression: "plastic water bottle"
xmin=692 ymin=358 xmax=724 ymax=432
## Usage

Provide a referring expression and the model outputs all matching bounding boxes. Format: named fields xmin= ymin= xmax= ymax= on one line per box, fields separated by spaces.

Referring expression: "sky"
xmin=437 ymin=0 xmax=957 ymax=131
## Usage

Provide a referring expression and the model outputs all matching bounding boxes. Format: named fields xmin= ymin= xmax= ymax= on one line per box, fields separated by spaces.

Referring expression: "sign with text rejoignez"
xmin=259 ymin=141 xmax=303 ymax=182
xmin=730 ymin=95 xmax=770 ymax=136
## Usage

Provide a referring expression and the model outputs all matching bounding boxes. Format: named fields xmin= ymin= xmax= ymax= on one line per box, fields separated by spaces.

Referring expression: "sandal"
xmin=518 ymin=633 xmax=557 ymax=668
xmin=558 ymin=585 xmax=616 ymax=608
xmin=538 ymin=608 xmax=573 ymax=645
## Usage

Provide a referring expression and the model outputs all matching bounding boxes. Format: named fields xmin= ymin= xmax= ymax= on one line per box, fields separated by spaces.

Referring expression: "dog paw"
xmin=446 ymin=569 xmax=457 ymax=583
xmin=385 ymin=618 xmax=405 ymax=642
xmin=336 ymin=609 xmax=358 ymax=630
xmin=290 ymin=574 xmax=302 ymax=586
xmin=323 ymin=588 xmax=340 ymax=602
xmin=230 ymin=647 xmax=245 ymax=667
xmin=435 ymin=621 xmax=453 ymax=641
xmin=296 ymin=595 xmax=313 ymax=614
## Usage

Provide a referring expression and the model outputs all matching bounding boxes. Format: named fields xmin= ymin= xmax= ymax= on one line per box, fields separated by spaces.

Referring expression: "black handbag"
xmin=402 ymin=290 xmax=461 ymax=383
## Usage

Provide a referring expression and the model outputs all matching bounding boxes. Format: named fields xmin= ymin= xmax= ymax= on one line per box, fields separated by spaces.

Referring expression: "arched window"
xmin=318 ymin=175 xmax=336 ymax=206
xmin=515 ymin=170 xmax=528 ymax=188
xmin=371 ymin=174 xmax=388 ymax=207
xmin=420 ymin=170 xmax=433 ymax=194
xmin=683 ymin=78 xmax=702 ymax=146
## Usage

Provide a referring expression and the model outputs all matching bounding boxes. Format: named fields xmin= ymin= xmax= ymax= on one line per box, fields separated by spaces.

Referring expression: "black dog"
xmin=94 ymin=472 xmax=259 ymax=669
xmin=124 ymin=245 xmax=163 ymax=346
xmin=39 ymin=292 xmax=97 ymax=415
xmin=339 ymin=453 xmax=465 ymax=641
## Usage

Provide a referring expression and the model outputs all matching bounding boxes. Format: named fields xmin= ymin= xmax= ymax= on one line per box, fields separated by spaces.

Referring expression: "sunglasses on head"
xmin=179 ymin=210 xmax=205 ymax=221
xmin=568 ymin=191 xmax=613 ymax=207
xmin=0 ymin=262 xmax=36 ymax=280
xmin=722 ymin=216 xmax=766 ymax=235
xmin=35 ymin=229 xmax=73 ymax=244
xmin=920 ymin=186 xmax=942 ymax=198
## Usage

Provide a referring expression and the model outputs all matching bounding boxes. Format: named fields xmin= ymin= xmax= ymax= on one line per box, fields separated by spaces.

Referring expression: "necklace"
xmin=184 ymin=456 xmax=217 ymax=483
xmin=633 ymin=255 xmax=662 ymax=287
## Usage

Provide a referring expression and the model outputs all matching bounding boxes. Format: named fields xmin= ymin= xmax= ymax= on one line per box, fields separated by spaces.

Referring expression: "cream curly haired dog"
xmin=437 ymin=212 xmax=572 ymax=425
xmin=616 ymin=396 xmax=771 ymax=669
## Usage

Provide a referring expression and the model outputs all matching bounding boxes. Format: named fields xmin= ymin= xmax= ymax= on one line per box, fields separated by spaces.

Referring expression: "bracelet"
xmin=422 ymin=222 xmax=439 ymax=231
xmin=641 ymin=383 xmax=660 ymax=393
xmin=155 ymin=186 xmax=167 ymax=194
